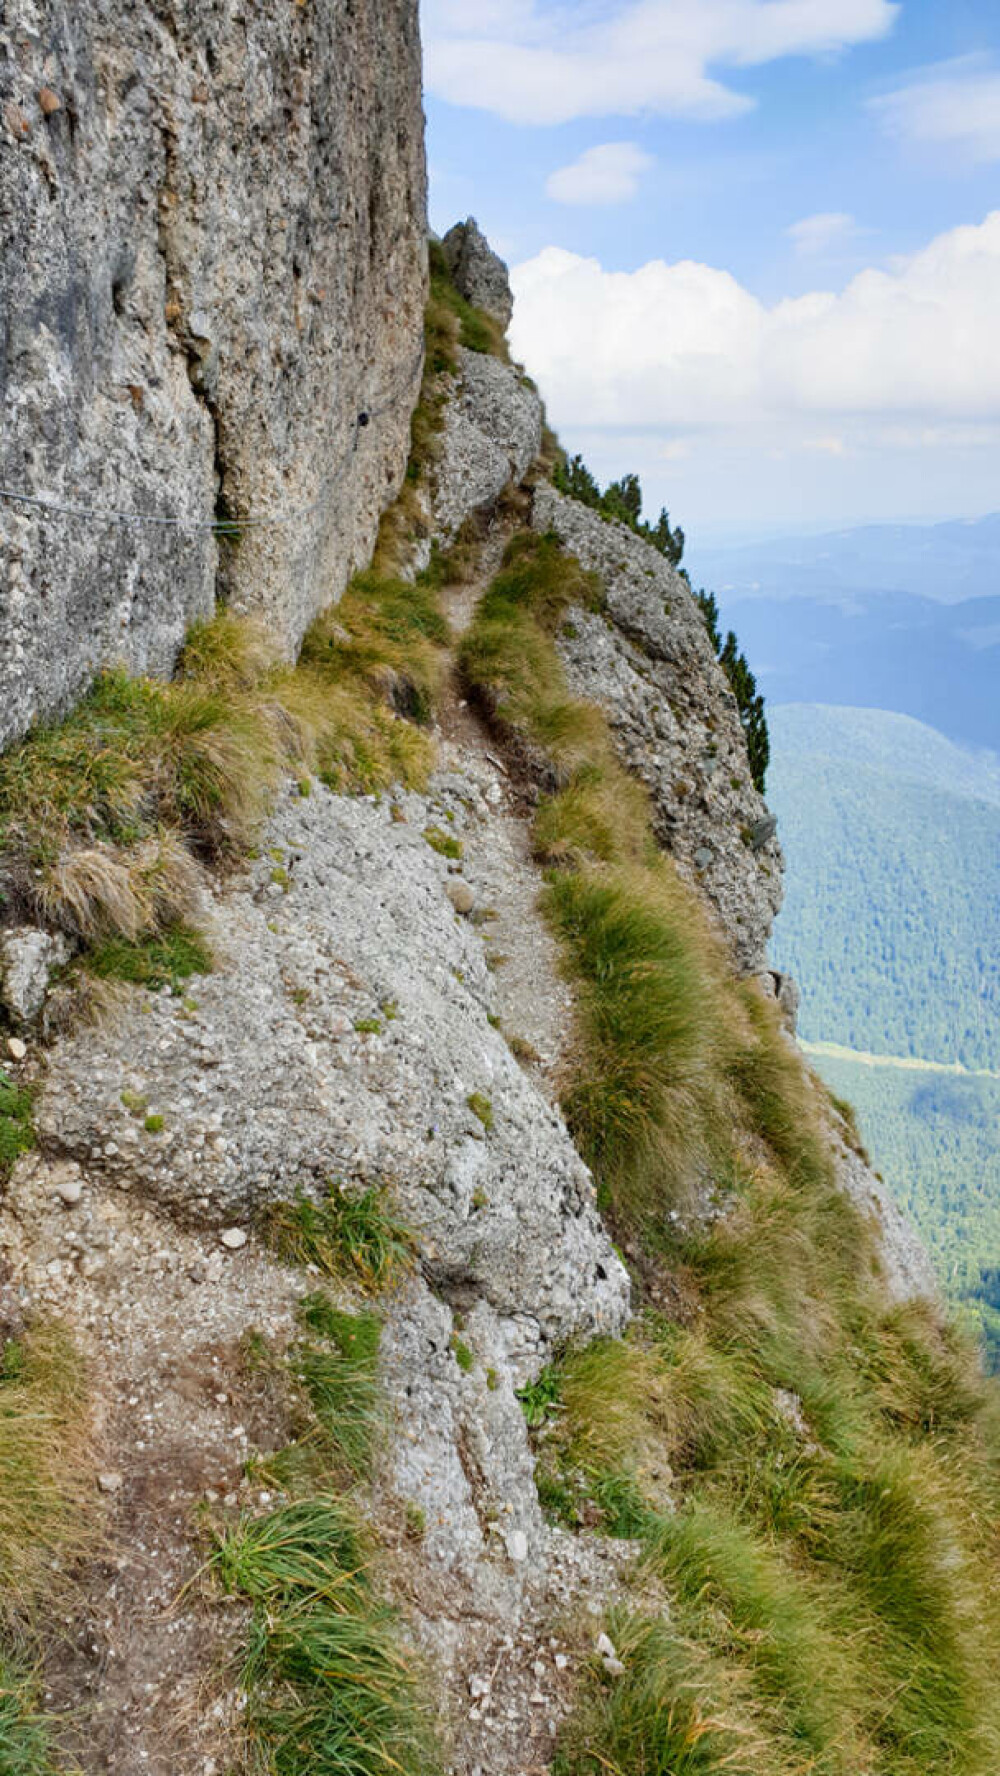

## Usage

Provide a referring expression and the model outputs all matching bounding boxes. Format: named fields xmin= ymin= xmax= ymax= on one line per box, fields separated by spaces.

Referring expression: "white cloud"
xmin=422 ymin=0 xmax=899 ymax=127
xmin=787 ymin=211 xmax=858 ymax=256
xmin=873 ymin=57 xmax=1000 ymax=164
xmin=509 ymin=212 xmax=1000 ymax=439
xmin=546 ymin=142 xmax=653 ymax=206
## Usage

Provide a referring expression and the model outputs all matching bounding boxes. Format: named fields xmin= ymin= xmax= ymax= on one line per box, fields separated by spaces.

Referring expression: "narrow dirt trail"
xmin=431 ymin=531 xmax=576 ymax=1088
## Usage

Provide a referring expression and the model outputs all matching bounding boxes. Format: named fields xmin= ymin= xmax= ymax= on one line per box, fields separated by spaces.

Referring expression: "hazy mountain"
xmin=684 ymin=514 xmax=1000 ymax=753
xmin=691 ymin=512 xmax=1000 ymax=605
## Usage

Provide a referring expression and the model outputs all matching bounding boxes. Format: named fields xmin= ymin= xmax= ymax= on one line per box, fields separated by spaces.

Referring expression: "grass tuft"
xmin=0 ymin=1324 xmax=97 ymax=1620
xmin=291 ymin=1300 xmax=384 ymax=1482
xmin=0 ymin=1658 xmax=60 ymax=1776
xmin=212 ymin=1498 xmax=438 ymax=1776
xmin=84 ymin=923 xmax=213 ymax=994
xmin=265 ymin=1184 xmax=416 ymax=1293
xmin=0 ymin=574 xmax=446 ymax=950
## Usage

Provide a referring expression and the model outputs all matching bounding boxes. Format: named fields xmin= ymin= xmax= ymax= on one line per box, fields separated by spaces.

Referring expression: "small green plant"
xmin=518 ymin=1365 xmax=563 ymax=1429
xmin=451 ymin=1335 xmax=475 ymax=1374
xmin=466 ymin=1092 xmax=494 ymax=1133
xmin=265 ymin=1184 xmax=415 ymax=1292
xmin=486 ymin=1369 xmax=499 ymax=1393
xmin=353 ymin=1017 xmax=383 ymax=1036
xmin=143 ymin=1113 xmax=165 ymax=1134
xmin=0 ymin=1073 xmax=34 ymax=1182
xmin=423 ymin=826 xmax=463 ymax=860
xmin=120 ymin=1089 xmax=148 ymax=1117
xmin=405 ymin=1501 xmax=426 ymax=1542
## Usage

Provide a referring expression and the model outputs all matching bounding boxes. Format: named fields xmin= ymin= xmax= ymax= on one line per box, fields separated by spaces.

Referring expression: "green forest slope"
xmin=768 ymin=703 xmax=1000 ymax=1362
xmin=769 ymin=706 xmax=1000 ymax=1072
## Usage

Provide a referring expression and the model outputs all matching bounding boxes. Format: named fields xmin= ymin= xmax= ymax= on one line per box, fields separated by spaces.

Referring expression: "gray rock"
xmin=0 ymin=1 xmax=427 ymax=750
xmin=532 ymin=485 xmax=784 ymax=975
xmin=447 ymin=880 xmax=476 ymax=916
xmin=771 ymin=970 xmax=801 ymax=1032
xmin=434 ymin=350 xmax=542 ymax=540
xmin=0 ymin=927 xmax=73 ymax=1026
xmin=38 ymin=779 xmax=629 ymax=1355
xmin=835 ymin=1143 xmax=938 ymax=1304
xmin=442 ymin=219 xmax=514 ymax=330
xmin=748 ymin=814 xmax=779 ymax=851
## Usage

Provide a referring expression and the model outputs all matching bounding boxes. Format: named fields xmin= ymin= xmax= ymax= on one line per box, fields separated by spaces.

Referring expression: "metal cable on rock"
xmin=0 ymin=345 xmax=424 ymax=537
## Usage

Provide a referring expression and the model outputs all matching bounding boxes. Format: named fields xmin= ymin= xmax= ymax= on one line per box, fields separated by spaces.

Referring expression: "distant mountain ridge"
xmin=692 ymin=511 xmax=1000 ymax=605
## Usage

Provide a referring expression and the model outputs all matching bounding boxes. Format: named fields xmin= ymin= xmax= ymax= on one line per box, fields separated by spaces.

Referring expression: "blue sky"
xmin=421 ymin=1 xmax=1000 ymax=538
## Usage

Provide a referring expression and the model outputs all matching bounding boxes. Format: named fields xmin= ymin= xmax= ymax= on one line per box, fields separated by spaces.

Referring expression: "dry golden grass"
xmin=0 ymin=1324 xmax=98 ymax=1622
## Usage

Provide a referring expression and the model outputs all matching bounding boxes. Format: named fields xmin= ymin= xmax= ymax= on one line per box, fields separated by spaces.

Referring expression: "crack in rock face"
xmin=0 ymin=0 xmax=427 ymax=748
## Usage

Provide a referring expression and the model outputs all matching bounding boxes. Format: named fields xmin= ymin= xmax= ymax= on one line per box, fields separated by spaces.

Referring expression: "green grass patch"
xmin=466 ymin=1092 xmax=493 ymax=1132
xmin=265 ymin=1184 xmax=416 ymax=1293
xmin=291 ymin=1300 xmax=384 ymax=1482
xmin=463 ymin=528 xmax=1000 ymax=1776
xmin=423 ymin=826 xmax=463 ymax=860
xmin=0 ymin=1659 xmax=60 ymax=1776
xmin=84 ymin=923 xmax=213 ymax=993
xmin=212 ymin=1498 xmax=438 ymax=1776
xmin=0 ymin=574 xmax=445 ymax=947
xmin=0 ymin=1324 xmax=97 ymax=1621
xmin=0 ymin=1073 xmax=34 ymax=1183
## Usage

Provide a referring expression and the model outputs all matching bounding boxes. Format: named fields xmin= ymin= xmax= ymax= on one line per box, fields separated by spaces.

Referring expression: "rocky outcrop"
xmin=0 ymin=0 xmax=427 ymax=750
xmin=38 ymin=775 xmax=629 ymax=1365
xmin=442 ymin=218 xmax=514 ymax=330
xmin=835 ymin=1141 xmax=938 ymax=1302
xmin=434 ymin=348 xmax=543 ymax=540
xmin=532 ymin=484 xmax=784 ymax=975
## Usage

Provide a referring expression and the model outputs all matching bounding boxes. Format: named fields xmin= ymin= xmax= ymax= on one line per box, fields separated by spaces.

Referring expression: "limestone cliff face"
xmin=0 ymin=0 xmax=426 ymax=749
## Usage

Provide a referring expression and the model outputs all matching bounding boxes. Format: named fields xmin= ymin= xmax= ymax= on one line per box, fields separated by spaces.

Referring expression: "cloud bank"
xmin=423 ymin=0 xmax=899 ymax=126
xmin=509 ymin=213 xmax=1000 ymax=441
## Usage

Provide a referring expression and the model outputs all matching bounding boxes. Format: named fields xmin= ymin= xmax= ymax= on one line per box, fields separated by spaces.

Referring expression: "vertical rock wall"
xmin=0 ymin=0 xmax=427 ymax=750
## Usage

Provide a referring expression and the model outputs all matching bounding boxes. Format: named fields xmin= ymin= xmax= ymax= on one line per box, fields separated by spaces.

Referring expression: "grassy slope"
xmin=462 ymin=532 xmax=1000 ymax=1776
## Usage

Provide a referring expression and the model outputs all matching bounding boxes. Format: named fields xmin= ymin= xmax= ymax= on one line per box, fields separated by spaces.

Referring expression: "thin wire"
xmin=0 ymin=346 xmax=424 ymax=536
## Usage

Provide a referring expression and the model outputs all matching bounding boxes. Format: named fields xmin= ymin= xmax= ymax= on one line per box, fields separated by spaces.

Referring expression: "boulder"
xmin=442 ymin=218 xmax=514 ymax=330
xmin=0 ymin=927 xmax=74 ymax=1027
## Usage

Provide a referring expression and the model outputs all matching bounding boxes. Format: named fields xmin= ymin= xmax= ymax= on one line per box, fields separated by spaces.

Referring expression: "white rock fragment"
xmin=446 ymin=879 xmax=475 ymax=916
xmin=55 ymin=1177 xmax=83 ymax=1206
xmin=98 ymin=1472 xmax=124 ymax=1494
xmin=219 ymin=1228 xmax=247 ymax=1250
xmin=6 ymin=1036 xmax=27 ymax=1062
xmin=596 ymin=1632 xmax=626 ymax=1677
xmin=504 ymin=1528 xmax=528 ymax=1563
